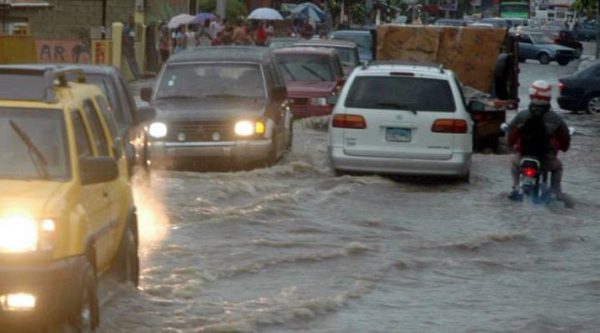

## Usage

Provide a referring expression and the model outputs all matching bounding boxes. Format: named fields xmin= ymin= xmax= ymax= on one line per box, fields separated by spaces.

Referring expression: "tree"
xmin=198 ymin=0 xmax=247 ymax=21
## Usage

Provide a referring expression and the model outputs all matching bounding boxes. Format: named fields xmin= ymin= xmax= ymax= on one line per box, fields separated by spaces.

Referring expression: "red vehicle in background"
xmin=552 ymin=30 xmax=583 ymax=58
xmin=274 ymin=47 xmax=345 ymax=118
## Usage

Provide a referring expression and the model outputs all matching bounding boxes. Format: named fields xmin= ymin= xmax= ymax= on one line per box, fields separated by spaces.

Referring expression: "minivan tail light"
xmin=431 ymin=119 xmax=468 ymax=133
xmin=332 ymin=114 xmax=367 ymax=129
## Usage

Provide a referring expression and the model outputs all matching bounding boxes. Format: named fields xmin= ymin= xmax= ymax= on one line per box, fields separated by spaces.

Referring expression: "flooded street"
xmin=100 ymin=58 xmax=600 ymax=333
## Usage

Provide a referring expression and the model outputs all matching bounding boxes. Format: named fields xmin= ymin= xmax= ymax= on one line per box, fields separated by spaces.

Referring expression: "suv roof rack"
xmin=362 ymin=60 xmax=445 ymax=73
xmin=0 ymin=66 xmax=86 ymax=103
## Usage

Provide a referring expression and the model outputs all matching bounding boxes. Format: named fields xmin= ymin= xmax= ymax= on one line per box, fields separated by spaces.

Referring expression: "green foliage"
xmin=197 ymin=0 xmax=248 ymax=20
xmin=572 ymin=0 xmax=596 ymax=13
xmin=349 ymin=3 xmax=367 ymax=24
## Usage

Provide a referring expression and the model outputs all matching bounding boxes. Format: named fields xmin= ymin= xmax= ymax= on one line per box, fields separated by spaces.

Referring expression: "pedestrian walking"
xmin=122 ymin=15 xmax=142 ymax=79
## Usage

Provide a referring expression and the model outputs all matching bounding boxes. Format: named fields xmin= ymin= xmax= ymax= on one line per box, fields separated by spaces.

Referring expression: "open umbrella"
xmin=248 ymin=8 xmax=284 ymax=20
xmin=191 ymin=12 xmax=215 ymax=25
xmin=168 ymin=14 xmax=195 ymax=29
xmin=290 ymin=2 xmax=326 ymax=22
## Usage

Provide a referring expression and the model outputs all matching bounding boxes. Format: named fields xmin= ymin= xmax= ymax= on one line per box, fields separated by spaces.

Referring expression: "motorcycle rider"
xmin=507 ymin=80 xmax=571 ymax=205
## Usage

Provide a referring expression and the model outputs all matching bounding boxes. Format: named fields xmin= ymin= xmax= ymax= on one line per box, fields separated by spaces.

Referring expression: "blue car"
xmin=516 ymin=31 xmax=576 ymax=66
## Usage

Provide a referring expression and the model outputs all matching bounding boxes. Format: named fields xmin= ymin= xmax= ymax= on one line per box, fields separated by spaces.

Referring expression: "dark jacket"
xmin=507 ymin=106 xmax=570 ymax=155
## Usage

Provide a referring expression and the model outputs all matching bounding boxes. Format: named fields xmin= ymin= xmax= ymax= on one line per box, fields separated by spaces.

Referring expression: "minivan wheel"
xmin=71 ymin=260 xmax=99 ymax=333
xmin=538 ymin=53 xmax=551 ymax=65
xmin=586 ymin=95 xmax=600 ymax=113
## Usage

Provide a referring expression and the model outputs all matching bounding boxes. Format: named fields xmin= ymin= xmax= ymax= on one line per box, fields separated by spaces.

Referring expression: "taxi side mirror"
xmin=80 ymin=156 xmax=119 ymax=185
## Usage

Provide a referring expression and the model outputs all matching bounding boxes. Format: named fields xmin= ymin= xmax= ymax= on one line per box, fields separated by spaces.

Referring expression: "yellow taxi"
xmin=0 ymin=66 xmax=139 ymax=331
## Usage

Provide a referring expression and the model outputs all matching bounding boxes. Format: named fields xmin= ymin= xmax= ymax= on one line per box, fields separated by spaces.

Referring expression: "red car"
xmin=274 ymin=47 xmax=345 ymax=118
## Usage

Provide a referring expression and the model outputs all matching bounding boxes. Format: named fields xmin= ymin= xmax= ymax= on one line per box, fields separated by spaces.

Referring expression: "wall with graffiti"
xmin=35 ymin=39 xmax=91 ymax=64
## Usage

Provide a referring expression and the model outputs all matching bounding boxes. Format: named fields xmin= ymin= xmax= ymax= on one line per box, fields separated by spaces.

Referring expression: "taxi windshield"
xmin=0 ymin=107 xmax=70 ymax=180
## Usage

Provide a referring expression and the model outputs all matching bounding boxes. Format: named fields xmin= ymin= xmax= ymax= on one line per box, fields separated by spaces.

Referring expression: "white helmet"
xmin=529 ymin=80 xmax=552 ymax=104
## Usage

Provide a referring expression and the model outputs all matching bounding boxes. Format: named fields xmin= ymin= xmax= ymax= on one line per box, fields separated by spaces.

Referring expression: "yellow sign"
xmin=91 ymin=40 xmax=111 ymax=65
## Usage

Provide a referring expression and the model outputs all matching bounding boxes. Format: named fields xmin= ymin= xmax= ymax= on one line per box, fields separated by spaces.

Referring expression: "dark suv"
xmin=141 ymin=46 xmax=292 ymax=170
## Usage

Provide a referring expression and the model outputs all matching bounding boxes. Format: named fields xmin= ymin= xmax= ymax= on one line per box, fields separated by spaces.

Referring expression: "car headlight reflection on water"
xmin=0 ymin=216 xmax=56 ymax=253
xmin=149 ymin=122 xmax=168 ymax=138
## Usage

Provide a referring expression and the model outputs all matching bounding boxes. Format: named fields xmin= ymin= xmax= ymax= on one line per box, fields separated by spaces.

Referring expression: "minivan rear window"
xmin=344 ymin=76 xmax=456 ymax=112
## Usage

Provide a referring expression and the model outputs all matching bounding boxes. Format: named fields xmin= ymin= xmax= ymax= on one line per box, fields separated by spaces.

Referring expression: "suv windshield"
xmin=156 ymin=63 xmax=266 ymax=100
xmin=344 ymin=76 xmax=456 ymax=112
xmin=276 ymin=53 xmax=334 ymax=82
xmin=0 ymin=107 xmax=69 ymax=180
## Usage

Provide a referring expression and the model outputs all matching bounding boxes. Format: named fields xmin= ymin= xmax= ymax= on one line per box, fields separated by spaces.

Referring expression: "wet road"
xmin=99 ymin=55 xmax=600 ymax=332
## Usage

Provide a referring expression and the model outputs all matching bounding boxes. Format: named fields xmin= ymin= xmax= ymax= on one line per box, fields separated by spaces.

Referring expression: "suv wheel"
xmin=71 ymin=260 xmax=99 ymax=333
xmin=538 ymin=53 xmax=551 ymax=65
xmin=267 ymin=133 xmax=279 ymax=166
xmin=586 ymin=95 xmax=600 ymax=113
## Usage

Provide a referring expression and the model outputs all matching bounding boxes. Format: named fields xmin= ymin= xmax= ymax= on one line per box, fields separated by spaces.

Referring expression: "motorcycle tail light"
xmin=522 ymin=167 xmax=537 ymax=178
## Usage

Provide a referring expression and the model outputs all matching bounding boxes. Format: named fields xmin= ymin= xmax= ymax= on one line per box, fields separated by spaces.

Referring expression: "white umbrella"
xmin=248 ymin=8 xmax=284 ymax=20
xmin=168 ymin=14 xmax=195 ymax=29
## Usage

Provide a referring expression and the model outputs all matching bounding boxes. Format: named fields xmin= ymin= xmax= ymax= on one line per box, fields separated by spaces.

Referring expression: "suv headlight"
xmin=234 ymin=120 xmax=265 ymax=137
xmin=149 ymin=122 xmax=167 ymax=138
xmin=310 ymin=97 xmax=328 ymax=106
xmin=0 ymin=216 xmax=56 ymax=253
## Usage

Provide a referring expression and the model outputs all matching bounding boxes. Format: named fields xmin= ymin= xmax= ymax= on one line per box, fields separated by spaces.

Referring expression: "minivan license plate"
xmin=386 ymin=128 xmax=411 ymax=142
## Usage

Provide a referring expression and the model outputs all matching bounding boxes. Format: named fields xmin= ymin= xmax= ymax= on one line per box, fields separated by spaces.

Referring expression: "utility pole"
xmin=216 ymin=0 xmax=226 ymax=19
xmin=596 ymin=0 xmax=600 ymax=58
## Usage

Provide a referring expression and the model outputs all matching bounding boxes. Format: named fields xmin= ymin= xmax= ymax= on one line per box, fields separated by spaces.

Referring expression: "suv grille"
xmin=167 ymin=121 xmax=235 ymax=142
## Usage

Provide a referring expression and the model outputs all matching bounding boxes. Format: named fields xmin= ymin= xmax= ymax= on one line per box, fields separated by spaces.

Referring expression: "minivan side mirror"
xmin=80 ymin=156 xmax=119 ymax=185
xmin=272 ymin=86 xmax=287 ymax=101
xmin=135 ymin=106 xmax=156 ymax=125
xmin=468 ymin=100 xmax=485 ymax=112
xmin=326 ymin=95 xmax=339 ymax=105
xmin=140 ymin=87 xmax=153 ymax=102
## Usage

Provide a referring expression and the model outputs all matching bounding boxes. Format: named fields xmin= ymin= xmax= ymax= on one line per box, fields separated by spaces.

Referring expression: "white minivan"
xmin=328 ymin=62 xmax=473 ymax=181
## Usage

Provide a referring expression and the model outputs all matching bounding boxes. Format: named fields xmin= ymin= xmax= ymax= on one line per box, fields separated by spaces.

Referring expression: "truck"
xmin=371 ymin=24 xmax=520 ymax=152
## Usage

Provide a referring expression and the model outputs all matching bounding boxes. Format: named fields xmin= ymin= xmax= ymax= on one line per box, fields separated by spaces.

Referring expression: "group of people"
xmin=157 ymin=17 xmax=277 ymax=64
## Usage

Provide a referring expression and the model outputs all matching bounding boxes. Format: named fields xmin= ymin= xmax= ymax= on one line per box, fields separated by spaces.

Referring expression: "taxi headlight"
xmin=234 ymin=120 xmax=266 ymax=137
xmin=149 ymin=122 xmax=167 ymax=138
xmin=310 ymin=97 xmax=327 ymax=106
xmin=0 ymin=216 xmax=56 ymax=253
xmin=0 ymin=293 xmax=36 ymax=311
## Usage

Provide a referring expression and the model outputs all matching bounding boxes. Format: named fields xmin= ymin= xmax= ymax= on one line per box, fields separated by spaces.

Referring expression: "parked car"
xmin=0 ymin=66 xmax=139 ymax=331
xmin=141 ymin=46 xmax=292 ymax=170
xmin=547 ymin=30 xmax=583 ymax=58
xmin=328 ymin=62 xmax=473 ymax=181
xmin=65 ymin=65 xmax=156 ymax=177
xmin=558 ymin=61 xmax=600 ymax=113
xmin=479 ymin=18 xmax=512 ymax=28
xmin=515 ymin=31 xmax=576 ymax=65
xmin=274 ymin=47 xmax=345 ymax=118
xmin=574 ymin=22 xmax=597 ymax=41
xmin=434 ymin=19 xmax=468 ymax=26
xmin=268 ymin=37 xmax=301 ymax=50
xmin=329 ymin=30 xmax=373 ymax=62
xmin=293 ymin=39 xmax=361 ymax=76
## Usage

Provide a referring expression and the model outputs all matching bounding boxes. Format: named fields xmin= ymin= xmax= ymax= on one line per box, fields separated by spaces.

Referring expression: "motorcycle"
xmin=513 ymin=156 xmax=552 ymax=204
xmin=501 ymin=123 xmax=575 ymax=205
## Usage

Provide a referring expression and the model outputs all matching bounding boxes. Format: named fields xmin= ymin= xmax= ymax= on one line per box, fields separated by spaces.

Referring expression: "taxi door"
xmin=71 ymin=110 xmax=112 ymax=270
xmin=82 ymin=99 xmax=122 ymax=272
